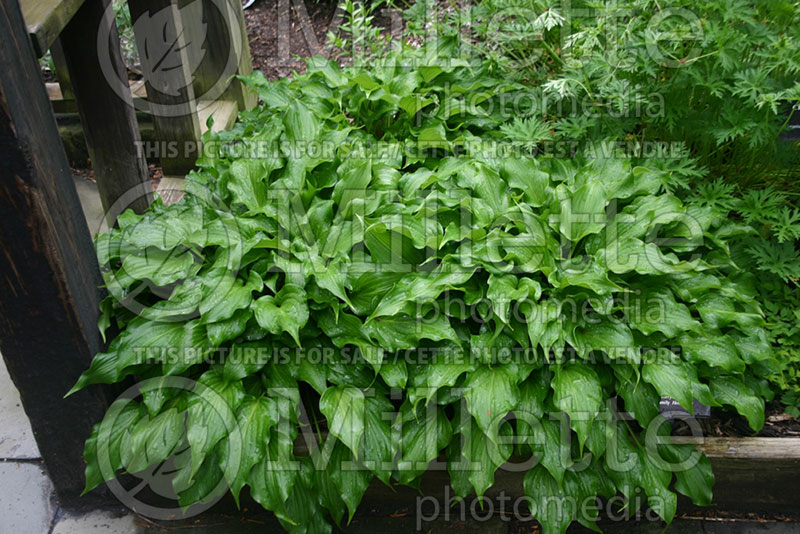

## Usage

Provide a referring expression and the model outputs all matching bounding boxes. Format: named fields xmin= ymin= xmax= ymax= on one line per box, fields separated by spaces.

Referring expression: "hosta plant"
xmin=71 ymin=41 xmax=775 ymax=533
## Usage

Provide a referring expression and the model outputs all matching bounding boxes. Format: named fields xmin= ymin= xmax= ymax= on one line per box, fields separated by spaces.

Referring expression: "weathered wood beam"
xmin=181 ymin=0 xmax=255 ymax=111
xmin=0 ymin=0 xmax=109 ymax=507
xmin=20 ymin=0 xmax=85 ymax=57
xmin=129 ymin=0 xmax=202 ymax=176
xmin=56 ymin=0 xmax=152 ymax=223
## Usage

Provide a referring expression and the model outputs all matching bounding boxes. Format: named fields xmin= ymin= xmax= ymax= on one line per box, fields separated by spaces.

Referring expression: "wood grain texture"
xmin=0 ymin=0 xmax=110 ymax=507
xmin=673 ymin=436 xmax=800 ymax=459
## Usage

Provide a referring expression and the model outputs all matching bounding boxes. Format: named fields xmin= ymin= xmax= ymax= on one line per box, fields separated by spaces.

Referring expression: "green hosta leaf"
xmin=659 ymin=442 xmax=715 ymax=507
xmin=574 ymin=320 xmax=639 ymax=364
xmin=319 ymin=385 xmax=366 ymax=459
xmin=280 ymin=459 xmax=332 ymax=534
xmin=308 ymin=255 xmax=353 ymax=308
xmin=695 ymin=293 xmax=764 ymax=330
xmin=408 ymin=347 xmax=474 ymax=407
xmin=252 ymin=285 xmax=309 ymax=346
xmin=500 ymin=157 xmax=549 ymax=207
xmin=620 ymin=383 xmax=660 ymax=424
xmin=315 ymin=468 xmax=346 ymax=527
xmin=368 ymin=269 xmax=475 ymax=320
xmin=548 ymin=260 xmax=622 ymax=297
xmin=487 ymin=274 xmax=541 ymax=324
xmin=222 ymin=342 xmax=270 ymax=382
xmin=604 ymin=422 xmax=677 ymax=524
xmin=524 ymin=300 xmax=564 ymax=356
xmin=558 ymin=181 xmax=607 ymax=242
xmin=119 ymin=407 xmax=184 ymax=474
xmin=83 ymin=400 xmax=146 ymax=493
xmin=328 ymin=440 xmax=371 ymax=523
xmin=174 ymin=446 xmax=226 ymax=511
xmin=680 ymin=334 xmax=745 ymax=373
xmin=378 ymin=359 xmax=407 ymax=388
xmin=228 ymin=159 xmax=270 ymax=213
xmin=553 ymin=362 xmax=603 ymax=452
xmin=365 ymin=314 xmax=461 ymax=352
xmin=523 ymin=465 xmax=587 ymax=534
xmin=186 ymin=369 xmax=245 ymax=477
xmin=70 ymin=318 xmax=211 ymax=393
xmin=525 ymin=417 xmax=571 ymax=486
xmin=361 ymin=393 xmax=394 ymax=484
xmin=463 ymin=363 xmax=521 ymax=436
xmin=120 ymin=247 xmax=197 ymax=286
xmin=248 ymin=424 xmax=299 ymax=522
xmin=284 ymin=100 xmax=319 ymax=142
xmin=731 ymin=328 xmax=772 ymax=364
xmin=222 ymin=396 xmax=278 ymax=503
xmin=627 ymin=287 xmax=700 ymax=338
xmin=642 ymin=353 xmax=699 ymax=414
xmin=333 ymin=157 xmax=373 ymax=214
xmin=448 ymin=416 xmax=512 ymax=499
xmin=709 ymin=375 xmax=765 ymax=432
xmin=393 ymin=402 xmax=452 ymax=485
xmin=207 ymin=309 xmax=251 ymax=346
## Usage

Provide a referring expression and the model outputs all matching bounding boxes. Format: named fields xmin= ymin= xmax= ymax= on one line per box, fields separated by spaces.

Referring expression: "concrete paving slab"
xmin=0 ymin=357 xmax=39 ymax=459
xmin=72 ymin=174 xmax=108 ymax=235
xmin=0 ymin=462 xmax=54 ymax=534
xmin=52 ymin=510 xmax=143 ymax=534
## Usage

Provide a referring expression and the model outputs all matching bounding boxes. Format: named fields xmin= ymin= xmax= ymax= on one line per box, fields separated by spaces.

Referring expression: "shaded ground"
xmin=669 ymin=400 xmax=800 ymax=438
xmin=245 ymin=0 xmax=341 ymax=79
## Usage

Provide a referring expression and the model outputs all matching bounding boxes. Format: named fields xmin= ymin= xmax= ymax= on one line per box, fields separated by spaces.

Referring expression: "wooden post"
xmin=56 ymin=0 xmax=152 ymax=221
xmin=0 ymin=0 xmax=110 ymax=507
xmin=49 ymin=39 xmax=75 ymax=100
xmin=182 ymin=0 xmax=256 ymax=112
xmin=129 ymin=0 xmax=202 ymax=176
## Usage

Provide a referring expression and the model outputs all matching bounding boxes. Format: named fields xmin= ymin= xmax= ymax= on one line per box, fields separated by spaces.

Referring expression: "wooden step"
xmin=197 ymin=98 xmax=238 ymax=135
xmin=21 ymin=0 xmax=85 ymax=57
xmin=48 ymin=81 xmax=237 ymax=137
xmin=48 ymin=79 xmax=146 ymax=113
xmin=155 ymin=176 xmax=186 ymax=206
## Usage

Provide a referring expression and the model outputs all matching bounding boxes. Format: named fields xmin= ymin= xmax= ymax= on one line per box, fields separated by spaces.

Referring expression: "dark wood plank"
xmin=20 ymin=0 xmax=85 ymax=56
xmin=56 ymin=0 xmax=152 ymax=220
xmin=0 ymin=0 xmax=110 ymax=507
xmin=49 ymin=39 xmax=74 ymax=100
xmin=129 ymin=0 xmax=201 ymax=176
xmin=351 ymin=437 xmax=800 ymax=516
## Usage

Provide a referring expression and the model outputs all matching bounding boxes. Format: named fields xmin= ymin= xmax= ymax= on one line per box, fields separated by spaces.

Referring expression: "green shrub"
xmin=71 ymin=42 xmax=775 ymax=533
xmin=404 ymin=0 xmax=800 ymax=180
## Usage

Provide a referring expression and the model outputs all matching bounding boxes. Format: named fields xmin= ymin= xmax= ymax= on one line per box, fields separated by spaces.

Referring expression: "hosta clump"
xmin=72 ymin=43 xmax=775 ymax=533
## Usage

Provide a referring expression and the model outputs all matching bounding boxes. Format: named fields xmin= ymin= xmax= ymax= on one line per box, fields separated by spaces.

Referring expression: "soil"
xmin=244 ymin=0 xmax=341 ymax=80
xmin=671 ymin=401 xmax=800 ymax=438
xmin=73 ymin=164 xmax=163 ymax=190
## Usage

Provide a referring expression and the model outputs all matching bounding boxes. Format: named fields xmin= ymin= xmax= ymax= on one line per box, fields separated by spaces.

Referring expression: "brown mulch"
xmin=244 ymin=0 xmax=341 ymax=80
xmin=670 ymin=400 xmax=800 ymax=438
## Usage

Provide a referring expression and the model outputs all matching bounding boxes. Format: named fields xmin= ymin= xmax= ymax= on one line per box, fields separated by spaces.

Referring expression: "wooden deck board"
xmin=21 ymin=0 xmax=85 ymax=57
